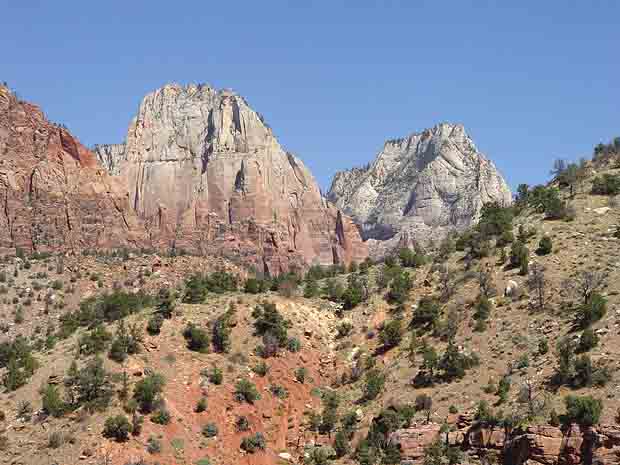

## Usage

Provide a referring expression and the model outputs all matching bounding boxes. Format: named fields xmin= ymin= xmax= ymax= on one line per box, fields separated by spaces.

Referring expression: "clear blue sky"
xmin=2 ymin=1 xmax=618 ymax=191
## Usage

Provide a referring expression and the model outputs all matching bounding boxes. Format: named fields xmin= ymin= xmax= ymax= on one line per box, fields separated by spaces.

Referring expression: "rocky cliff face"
xmin=328 ymin=123 xmax=511 ymax=253
xmin=0 ymin=85 xmax=145 ymax=253
xmin=93 ymin=143 xmax=126 ymax=175
xmin=101 ymin=83 xmax=366 ymax=273
xmin=391 ymin=416 xmax=620 ymax=464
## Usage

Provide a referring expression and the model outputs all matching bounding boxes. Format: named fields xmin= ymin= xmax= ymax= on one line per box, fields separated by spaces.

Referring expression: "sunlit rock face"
xmin=102 ymin=83 xmax=367 ymax=273
xmin=328 ymin=123 xmax=511 ymax=254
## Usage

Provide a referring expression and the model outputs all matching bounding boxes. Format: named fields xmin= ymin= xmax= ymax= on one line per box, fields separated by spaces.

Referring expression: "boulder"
xmin=505 ymin=280 xmax=519 ymax=297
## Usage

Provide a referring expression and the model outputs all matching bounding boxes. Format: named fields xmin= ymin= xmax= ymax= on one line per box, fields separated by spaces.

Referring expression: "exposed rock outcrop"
xmin=0 ymin=84 xmax=145 ymax=253
xmin=391 ymin=418 xmax=620 ymax=464
xmin=328 ymin=123 xmax=511 ymax=255
xmin=102 ymin=83 xmax=367 ymax=272
xmin=93 ymin=143 xmax=126 ymax=175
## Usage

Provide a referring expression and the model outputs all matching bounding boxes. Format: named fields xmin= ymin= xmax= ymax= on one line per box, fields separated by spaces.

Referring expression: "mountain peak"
xmin=328 ymin=123 xmax=511 ymax=252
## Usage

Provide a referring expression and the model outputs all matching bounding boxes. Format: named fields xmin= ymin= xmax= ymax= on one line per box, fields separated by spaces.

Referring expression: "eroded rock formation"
xmin=328 ymin=123 xmax=512 ymax=255
xmin=391 ymin=416 xmax=620 ymax=464
xmin=0 ymin=84 xmax=145 ymax=253
xmin=98 ymin=83 xmax=367 ymax=272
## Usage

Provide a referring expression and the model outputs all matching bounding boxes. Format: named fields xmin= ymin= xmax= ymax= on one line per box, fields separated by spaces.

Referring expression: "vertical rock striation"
xmin=0 ymin=84 xmax=144 ymax=253
xmin=103 ymin=83 xmax=367 ymax=273
xmin=93 ymin=143 xmax=126 ymax=176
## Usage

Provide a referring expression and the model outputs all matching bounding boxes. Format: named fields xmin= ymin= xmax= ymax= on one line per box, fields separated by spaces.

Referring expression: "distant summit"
xmin=327 ymin=123 xmax=511 ymax=253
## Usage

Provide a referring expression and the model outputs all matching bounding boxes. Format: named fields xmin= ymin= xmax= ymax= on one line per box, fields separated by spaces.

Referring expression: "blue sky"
xmin=2 ymin=1 xmax=618 ymax=191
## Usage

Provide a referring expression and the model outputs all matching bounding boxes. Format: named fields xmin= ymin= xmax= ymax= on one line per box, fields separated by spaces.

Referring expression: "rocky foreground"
xmin=392 ymin=415 xmax=620 ymax=465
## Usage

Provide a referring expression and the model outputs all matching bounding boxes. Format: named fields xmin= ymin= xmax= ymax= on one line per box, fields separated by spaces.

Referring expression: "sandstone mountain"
xmin=96 ymin=83 xmax=366 ymax=272
xmin=327 ymin=123 xmax=511 ymax=253
xmin=0 ymin=84 xmax=145 ymax=253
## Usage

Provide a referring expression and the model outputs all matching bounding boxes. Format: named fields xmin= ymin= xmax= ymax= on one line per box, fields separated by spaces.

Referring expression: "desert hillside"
xmin=1 ymin=138 xmax=620 ymax=465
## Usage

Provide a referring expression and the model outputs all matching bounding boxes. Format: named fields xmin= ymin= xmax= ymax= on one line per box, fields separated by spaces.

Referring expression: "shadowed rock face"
xmin=327 ymin=123 xmax=512 ymax=254
xmin=98 ymin=83 xmax=367 ymax=273
xmin=0 ymin=85 xmax=145 ymax=253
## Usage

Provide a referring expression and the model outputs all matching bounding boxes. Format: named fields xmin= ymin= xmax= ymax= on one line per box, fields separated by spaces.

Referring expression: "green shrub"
xmin=473 ymin=296 xmax=492 ymax=332
xmin=212 ymin=309 xmax=234 ymax=353
xmin=411 ymin=297 xmax=440 ymax=332
xmin=576 ymin=293 xmax=607 ymax=329
xmin=0 ymin=337 xmax=39 ymax=390
xmin=155 ymin=288 xmax=175 ymax=318
xmin=108 ymin=321 xmax=142 ymax=363
xmin=477 ymin=202 xmax=514 ymax=238
xmin=303 ymin=279 xmax=320 ymax=298
xmin=363 ymin=369 xmax=385 ymax=401
xmin=337 ymin=321 xmax=354 ymax=338
xmin=592 ymin=174 xmax=620 ymax=195
xmin=103 ymin=415 xmax=132 ymax=441
xmin=510 ymin=241 xmax=528 ymax=268
xmin=399 ymin=248 xmax=426 ymax=268
xmin=251 ymin=302 xmax=289 ymax=356
xmin=324 ymin=278 xmax=345 ymax=302
xmin=78 ymin=290 xmax=153 ymax=324
xmin=201 ymin=422 xmax=218 ymax=438
xmin=537 ymin=236 xmax=553 ymax=255
xmin=252 ymin=361 xmax=269 ymax=377
xmin=147 ymin=436 xmax=162 ymax=454
xmin=423 ymin=439 xmax=462 ymax=465
xmin=236 ymin=415 xmax=250 ymax=432
xmin=131 ymin=413 xmax=144 ymax=436
xmin=295 ymin=367 xmax=308 ymax=383
xmin=334 ymin=430 xmax=350 ymax=458
xmin=206 ymin=366 xmax=223 ymax=385
xmin=387 ymin=270 xmax=412 ymax=304
xmin=496 ymin=376 xmax=511 ymax=404
xmin=69 ymin=358 xmax=113 ymax=412
xmin=40 ymin=384 xmax=66 ymax=417
xmin=14 ymin=306 xmax=24 ymax=324
xmin=515 ymin=354 xmax=530 ymax=369
xmin=183 ymin=274 xmax=209 ymax=303
xmin=182 ymin=323 xmax=210 ymax=353
xmin=538 ymin=338 xmax=549 ymax=355
xmin=195 ymin=397 xmax=207 ymax=413
xmin=244 ymin=278 xmax=268 ymax=294
xmin=147 ymin=314 xmax=164 ymax=335
xmin=438 ymin=342 xmax=479 ymax=381
xmin=133 ymin=373 xmax=165 ymax=413
xmin=240 ymin=432 xmax=266 ymax=453
xmin=287 ymin=336 xmax=301 ymax=352
xmin=234 ymin=379 xmax=260 ymax=404
xmin=474 ymin=400 xmax=499 ymax=425
xmin=564 ymin=395 xmax=602 ymax=426
xmin=270 ymin=384 xmax=288 ymax=399
xmin=47 ymin=431 xmax=68 ymax=449
xmin=577 ymin=328 xmax=599 ymax=353
xmin=379 ymin=319 xmax=403 ymax=349
xmin=151 ymin=408 xmax=171 ymax=425
xmin=78 ymin=324 xmax=112 ymax=356
xmin=183 ymin=272 xmax=238 ymax=303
